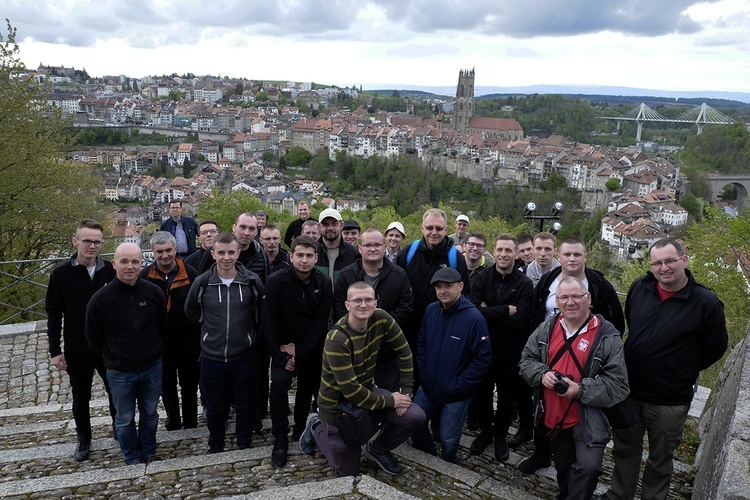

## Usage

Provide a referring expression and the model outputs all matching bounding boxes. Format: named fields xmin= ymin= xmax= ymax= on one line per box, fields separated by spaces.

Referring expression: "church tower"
xmin=454 ymin=68 xmax=475 ymax=132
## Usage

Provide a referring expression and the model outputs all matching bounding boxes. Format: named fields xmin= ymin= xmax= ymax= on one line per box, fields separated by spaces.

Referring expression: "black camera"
xmin=553 ymin=372 xmax=573 ymax=395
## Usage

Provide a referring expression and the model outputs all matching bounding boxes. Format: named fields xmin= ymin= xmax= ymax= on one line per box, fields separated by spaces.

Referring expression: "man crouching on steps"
xmin=299 ymin=281 xmax=426 ymax=476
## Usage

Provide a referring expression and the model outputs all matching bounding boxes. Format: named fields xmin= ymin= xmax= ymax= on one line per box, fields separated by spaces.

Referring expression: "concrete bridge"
xmin=705 ymin=173 xmax=750 ymax=210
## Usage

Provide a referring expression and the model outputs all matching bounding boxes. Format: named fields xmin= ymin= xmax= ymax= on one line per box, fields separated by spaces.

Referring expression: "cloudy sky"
xmin=7 ymin=0 xmax=750 ymax=94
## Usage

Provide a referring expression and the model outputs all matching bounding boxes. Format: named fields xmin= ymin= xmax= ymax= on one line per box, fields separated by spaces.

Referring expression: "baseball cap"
xmin=456 ymin=214 xmax=469 ymax=223
xmin=430 ymin=267 xmax=463 ymax=285
xmin=318 ymin=208 xmax=342 ymax=222
xmin=385 ymin=221 xmax=406 ymax=237
xmin=343 ymin=220 xmax=361 ymax=230
xmin=255 ymin=210 xmax=268 ymax=218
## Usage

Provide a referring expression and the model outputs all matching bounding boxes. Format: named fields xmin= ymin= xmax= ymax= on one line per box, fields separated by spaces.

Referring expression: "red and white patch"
xmin=577 ymin=338 xmax=590 ymax=353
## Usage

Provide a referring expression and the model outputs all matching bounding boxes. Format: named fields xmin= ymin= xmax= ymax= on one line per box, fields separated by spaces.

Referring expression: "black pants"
xmin=162 ymin=358 xmax=200 ymax=429
xmin=269 ymin=357 xmax=321 ymax=439
xmin=67 ymin=354 xmax=116 ymax=441
xmin=475 ymin=358 xmax=520 ymax=437
xmin=549 ymin=425 xmax=605 ymax=500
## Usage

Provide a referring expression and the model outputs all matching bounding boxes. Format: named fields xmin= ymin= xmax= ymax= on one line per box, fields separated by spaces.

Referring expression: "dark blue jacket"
xmin=417 ymin=295 xmax=492 ymax=404
xmin=160 ymin=216 xmax=199 ymax=255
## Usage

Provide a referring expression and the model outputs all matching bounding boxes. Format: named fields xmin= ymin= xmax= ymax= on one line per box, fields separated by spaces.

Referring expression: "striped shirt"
xmin=317 ymin=308 xmax=413 ymax=423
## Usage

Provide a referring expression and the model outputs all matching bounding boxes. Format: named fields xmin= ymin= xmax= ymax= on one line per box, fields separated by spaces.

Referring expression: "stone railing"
xmin=693 ymin=329 xmax=750 ymax=499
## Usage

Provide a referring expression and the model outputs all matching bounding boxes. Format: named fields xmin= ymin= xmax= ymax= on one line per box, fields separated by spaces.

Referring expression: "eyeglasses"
xmin=79 ymin=239 xmax=103 ymax=247
xmin=347 ymin=297 xmax=376 ymax=305
xmin=556 ymin=293 xmax=587 ymax=302
xmin=465 ymin=242 xmax=485 ymax=249
xmin=199 ymin=229 xmax=219 ymax=236
xmin=361 ymin=243 xmax=383 ymax=249
xmin=423 ymin=226 xmax=446 ymax=232
xmin=649 ymin=258 xmax=681 ymax=268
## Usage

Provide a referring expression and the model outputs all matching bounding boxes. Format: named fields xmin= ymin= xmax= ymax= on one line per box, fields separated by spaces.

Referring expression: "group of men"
xmin=46 ymin=201 xmax=727 ymax=500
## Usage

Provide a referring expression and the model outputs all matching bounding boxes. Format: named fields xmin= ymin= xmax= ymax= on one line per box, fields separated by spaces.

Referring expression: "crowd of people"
xmin=45 ymin=200 xmax=728 ymax=500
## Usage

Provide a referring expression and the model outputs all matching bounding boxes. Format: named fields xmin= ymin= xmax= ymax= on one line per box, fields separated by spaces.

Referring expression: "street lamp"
xmin=524 ymin=201 xmax=564 ymax=233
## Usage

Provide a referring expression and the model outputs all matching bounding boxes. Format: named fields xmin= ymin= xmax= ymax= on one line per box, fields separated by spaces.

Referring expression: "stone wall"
xmin=693 ymin=333 xmax=750 ymax=499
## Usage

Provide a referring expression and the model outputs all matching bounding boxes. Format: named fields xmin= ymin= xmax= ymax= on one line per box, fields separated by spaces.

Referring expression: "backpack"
xmin=404 ymin=239 xmax=458 ymax=269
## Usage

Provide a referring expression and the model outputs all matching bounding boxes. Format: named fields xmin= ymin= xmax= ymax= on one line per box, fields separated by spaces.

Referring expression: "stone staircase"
xmin=0 ymin=321 xmax=697 ymax=499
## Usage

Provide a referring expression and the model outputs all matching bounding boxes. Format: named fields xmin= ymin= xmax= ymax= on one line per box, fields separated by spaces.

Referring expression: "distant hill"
xmin=363 ymin=83 xmax=750 ymax=105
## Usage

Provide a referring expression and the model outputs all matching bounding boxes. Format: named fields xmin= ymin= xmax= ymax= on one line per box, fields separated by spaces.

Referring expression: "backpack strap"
xmin=406 ymin=239 xmax=458 ymax=269
xmin=405 ymin=240 xmax=420 ymax=266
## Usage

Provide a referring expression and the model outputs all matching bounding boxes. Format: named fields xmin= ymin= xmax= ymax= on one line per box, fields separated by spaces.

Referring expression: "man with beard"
xmin=314 ymin=208 xmax=358 ymax=293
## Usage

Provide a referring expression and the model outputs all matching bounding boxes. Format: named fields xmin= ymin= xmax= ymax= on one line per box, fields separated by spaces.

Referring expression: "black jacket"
xmin=531 ymin=266 xmax=625 ymax=334
xmin=395 ymin=237 xmax=471 ymax=342
xmin=85 ymin=277 xmax=166 ymax=371
xmin=284 ymin=217 xmax=317 ymax=248
xmin=333 ymin=258 xmax=413 ymax=326
xmin=140 ymin=259 xmax=201 ymax=364
xmin=263 ymin=266 xmax=332 ymax=368
xmin=45 ymin=254 xmax=115 ymax=359
xmin=470 ymin=266 xmax=534 ymax=361
xmin=238 ymin=239 xmax=270 ymax=283
xmin=160 ymin=216 xmax=199 ymax=255
xmin=268 ymin=247 xmax=290 ymax=275
xmin=183 ymin=248 xmax=214 ymax=275
xmin=624 ymin=269 xmax=728 ymax=405
xmin=314 ymin=238 xmax=359 ymax=291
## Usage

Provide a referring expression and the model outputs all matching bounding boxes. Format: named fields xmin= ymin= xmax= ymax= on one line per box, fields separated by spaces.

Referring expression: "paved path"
xmin=0 ymin=321 xmax=697 ymax=499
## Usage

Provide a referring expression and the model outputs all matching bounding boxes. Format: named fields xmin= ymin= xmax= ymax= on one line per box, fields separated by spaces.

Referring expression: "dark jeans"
xmin=108 ymin=359 xmax=162 ymax=465
xmin=515 ymin=374 xmax=534 ymax=431
xmin=549 ymin=424 xmax=605 ymax=500
xmin=66 ymin=353 xmax=116 ymax=441
xmin=253 ymin=341 xmax=270 ymax=423
xmin=411 ymin=388 xmax=470 ymax=463
xmin=269 ymin=357 xmax=321 ymax=440
xmin=315 ymin=387 xmax=426 ymax=477
xmin=475 ymin=358 xmax=520 ymax=438
xmin=201 ymin=355 xmax=255 ymax=451
xmin=162 ymin=358 xmax=200 ymax=429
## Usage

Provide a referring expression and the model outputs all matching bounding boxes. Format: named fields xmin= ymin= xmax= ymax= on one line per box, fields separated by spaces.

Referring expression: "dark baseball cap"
xmin=343 ymin=220 xmax=361 ymax=230
xmin=430 ymin=267 xmax=462 ymax=285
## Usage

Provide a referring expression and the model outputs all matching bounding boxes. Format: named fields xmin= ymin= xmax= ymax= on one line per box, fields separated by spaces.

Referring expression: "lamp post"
xmin=524 ymin=201 xmax=564 ymax=233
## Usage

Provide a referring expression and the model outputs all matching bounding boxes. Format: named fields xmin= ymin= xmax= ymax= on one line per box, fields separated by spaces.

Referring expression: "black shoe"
xmin=290 ymin=427 xmax=302 ymax=442
xmin=494 ymin=439 xmax=509 ymax=462
xmin=271 ymin=440 xmax=288 ymax=467
xmin=208 ymin=447 xmax=224 ymax=454
xmin=518 ymin=452 xmax=551 ymax=474
xmin=252 ymin=419 xmax=263 ymax=434
xmin=299 ymin=412 xmax=320 ymax=455
xmin=469 ymin=430 xmax=493 ymax=455
xmin=363 ymin=441 xmax=402 ymax=475
xmin=73 ymin=441 xmax=91 ymax=462
xmin=508 ymin=428 xmax=533 ymax=449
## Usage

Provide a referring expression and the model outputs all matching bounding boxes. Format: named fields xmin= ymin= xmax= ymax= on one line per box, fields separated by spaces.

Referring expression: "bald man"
xmin=85 ymin=243 xmax=167 ymax=465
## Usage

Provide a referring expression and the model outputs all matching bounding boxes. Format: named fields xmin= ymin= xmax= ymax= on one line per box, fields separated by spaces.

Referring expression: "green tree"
xmin=261 ymin=151 xmax=275 ymax=163
xmin=286 ymin=146 xmax=312 ymax=166
xmin=197 ymin=191 xmax=280 ymax=234
xmin=256 ymin=91 xmax=269 ymax=102
xmin=678 ymin=192 xmax=703 ymax=221
xmin=605 ymin=178 xmax=621 ymax=191
xmin=182 ymin=157 xmax=193 ymax=178
xmin=0 ymin=21 xmax=103 ymax=321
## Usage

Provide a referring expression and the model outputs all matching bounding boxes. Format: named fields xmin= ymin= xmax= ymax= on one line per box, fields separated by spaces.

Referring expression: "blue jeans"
xmin=410 ymin=387 xmax=470 ymax=463
xmin=108 ymin=359 xmax=162 ymax=465
xmin=201 ymin=355 xmax=255 ymax=451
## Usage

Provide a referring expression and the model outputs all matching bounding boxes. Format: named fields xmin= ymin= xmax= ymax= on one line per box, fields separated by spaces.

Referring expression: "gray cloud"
xmin=4 ymin=0 xmax=732 ymax=49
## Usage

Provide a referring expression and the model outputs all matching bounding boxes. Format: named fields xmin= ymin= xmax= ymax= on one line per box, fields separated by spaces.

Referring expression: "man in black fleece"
xmin=45 ymin=219 xmax=116 ymax=462
xmin=85 ymin=243 xmax=166 ymax=465
xmin=263 ymin=235 xmax=332 ymax=467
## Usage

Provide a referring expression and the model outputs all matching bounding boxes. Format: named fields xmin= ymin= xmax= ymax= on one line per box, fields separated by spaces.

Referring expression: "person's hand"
xmin=508 ymin=305 xmax=517 ymax=316
xmin=391 ymin=392 xmax=412 ymax=416
xmin=51 ymin=354 xmax=67 ymax=371
xmin=280 ymin=343 xmax=296 ymax=357
xmin=284 ymin=357 xmax=295 ymax=372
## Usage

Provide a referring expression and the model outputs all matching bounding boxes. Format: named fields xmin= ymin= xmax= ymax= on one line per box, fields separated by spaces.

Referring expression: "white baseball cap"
xmin=385 ymin=221 xmax=406 ymax=237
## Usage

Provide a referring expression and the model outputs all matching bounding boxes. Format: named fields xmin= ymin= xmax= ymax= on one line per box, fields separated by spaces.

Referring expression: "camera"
xmin=553 ymin=372 xmax=573 ymax=395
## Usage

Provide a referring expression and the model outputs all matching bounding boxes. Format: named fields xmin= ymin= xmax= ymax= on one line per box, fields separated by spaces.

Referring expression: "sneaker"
xmin=508 ymin=428 xmax=533 ymax=449
xmin=469 ymin=430 xmax=493 ymax=455
xmin=494 ymin=439 xmax=509 ymax=462
xmin=518 ymin=452 xmax=551 ymax=474
xmin=363 ymin=441 xmax=402 ymax=475
xmin=271 ymin=439 xmax=288 ymax=467
xmin=299 ymin=412 xmax=320 ymax=455
xmin=73 ymin=441 xmax=90 ymax=462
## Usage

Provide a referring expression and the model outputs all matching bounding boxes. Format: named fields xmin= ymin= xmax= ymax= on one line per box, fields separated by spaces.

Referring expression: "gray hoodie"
xmin=184 ymin=263 xmax=265 ymax=363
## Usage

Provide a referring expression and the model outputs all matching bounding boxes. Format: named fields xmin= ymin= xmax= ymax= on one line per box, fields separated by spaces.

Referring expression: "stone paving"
xmin=0 ymin=321 xmax=697 ymax=499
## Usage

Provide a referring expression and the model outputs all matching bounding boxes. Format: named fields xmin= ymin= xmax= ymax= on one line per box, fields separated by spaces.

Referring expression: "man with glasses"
xmin=462 ymin=232 xmax=495 ymax=281
xmin=260 ymin=224 xmax=288 ymax=274
xmin=184 ymin=220 xmax=219 ymax=274
xmin=520 ymin=277 xmax=629 ymax=500
xmin=46 ymin=219 xmax=117 ymax=462
xmin=600 ymin=239 xmax=727 ymax=500
xmin=522 ymin=235 xmax=624 ymax=475
xmin=160 ymin=200 xmax=199 ymax=258
xmin=333 ymin=228 xmax=413 ymax=391
xmin=448 ymin=214 xmax=471 ymax=247
xmin=396 ymin=208 xmax=471 ymax=386
xmin=299 ymin=282 xmax=425 ymax=477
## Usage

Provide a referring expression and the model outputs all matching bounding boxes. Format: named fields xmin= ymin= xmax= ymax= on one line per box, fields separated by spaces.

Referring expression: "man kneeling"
xmin=299 ymin=282 xmax=426 ymax=476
